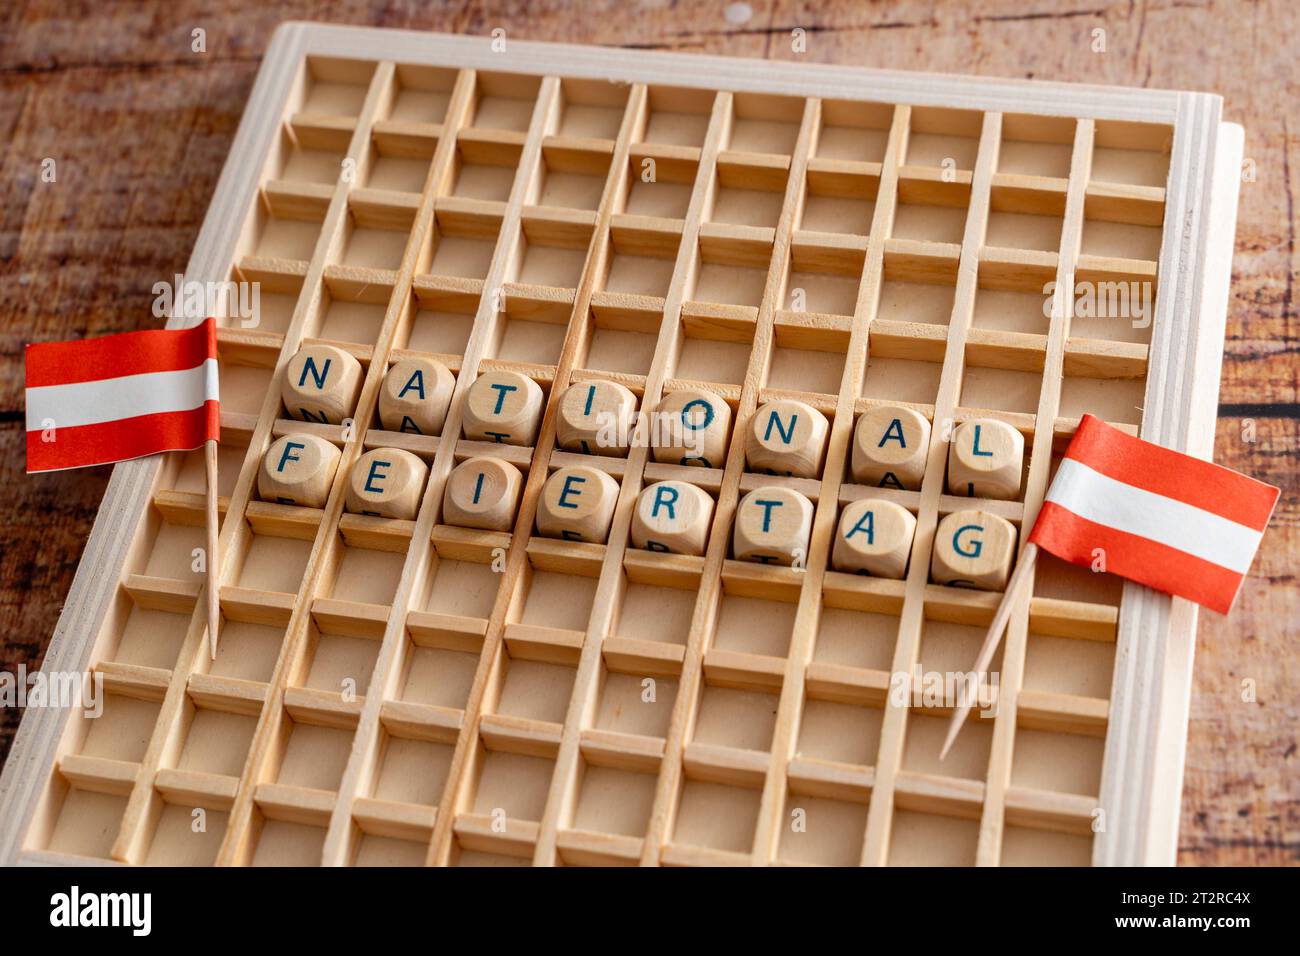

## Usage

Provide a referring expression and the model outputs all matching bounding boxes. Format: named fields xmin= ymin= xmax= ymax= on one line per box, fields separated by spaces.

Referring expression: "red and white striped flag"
xmin=26 ymin=318 xmax=219 ymax=473
xmin=1030 ymin=414 xmax=1278 ymax=614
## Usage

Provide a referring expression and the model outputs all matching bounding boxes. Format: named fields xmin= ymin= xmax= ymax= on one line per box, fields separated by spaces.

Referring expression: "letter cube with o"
xmin=652 ymin=388 xmax=732 ymax=469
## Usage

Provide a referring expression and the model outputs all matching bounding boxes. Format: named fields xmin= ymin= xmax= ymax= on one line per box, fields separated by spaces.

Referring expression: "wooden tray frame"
xmin=0 ymin=22 xmax=1244 ymax=866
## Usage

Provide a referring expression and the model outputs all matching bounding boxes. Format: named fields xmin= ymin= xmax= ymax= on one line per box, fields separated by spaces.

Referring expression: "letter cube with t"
xmin=745 ymin=399 xmax=829 ymax=478
xmin=733 ymin=486 xmax=814 ymax=566
xmin=344 ymin=447 xmax=429 ymax=520
xmin=930 ymin=509 xmax=1017 ymax=590
xmin=442 ymin=456 xmax=523 ymax=531
xmin=536 ymin=465 xmax=620 ymax=543
xmin=832 ymin=498 xmax=917 ymax=578
xmin=947 ymin=419 xmax=1024 ymax=500
xmin=851 ymin=405 xmax=931 ymax=490
xmin=379 ymin=357 xmax=455 ymax=435
xmin=282 ymin=344 xmax=363 ymax=425
xmin=652 ymin=388 xmax=732 ymax=469
xmin=556 ymin=380 xmax=638 ymax=456
xmin=258 ymin=433 xmax=342 ymax=508
xmin=630 ymin=480 xmax=715 ymax=555
xmin=462 ymin=369 xmax=544 ymax=445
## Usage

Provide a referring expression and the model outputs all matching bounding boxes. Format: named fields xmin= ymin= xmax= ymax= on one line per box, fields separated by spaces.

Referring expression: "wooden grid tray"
xmin=0 ymin=23 xmax=1243 ymax=867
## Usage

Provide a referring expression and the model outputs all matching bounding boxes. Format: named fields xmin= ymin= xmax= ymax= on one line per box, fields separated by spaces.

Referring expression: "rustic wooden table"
xmin=0 ymin=0 xmax=1294 ymax=866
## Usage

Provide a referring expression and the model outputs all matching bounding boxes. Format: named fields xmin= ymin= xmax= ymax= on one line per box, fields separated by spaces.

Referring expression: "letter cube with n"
xmin=282 ymin=344 xmax=363 ymax=425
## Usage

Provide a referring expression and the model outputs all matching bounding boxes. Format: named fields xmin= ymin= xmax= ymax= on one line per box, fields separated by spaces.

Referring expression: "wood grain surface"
xmin=0 ymin=0 xmax=1294 ymax=866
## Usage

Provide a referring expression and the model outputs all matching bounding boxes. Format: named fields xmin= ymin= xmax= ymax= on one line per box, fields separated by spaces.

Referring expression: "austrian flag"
xmin=26 ymin=318 xmax=219 ymax=473
xmin=1031 ymin=414 xmax=1278 ymax=614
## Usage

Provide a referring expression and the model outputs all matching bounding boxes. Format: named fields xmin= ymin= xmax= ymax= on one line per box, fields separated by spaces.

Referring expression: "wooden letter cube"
xmin=462 ymin=369 xmax=544 ymax=446
xmin=344 ymin=447 xmax=428 ymax=520
xmin=258 ymin=433 xmax=342 ymax=508
xmin=630 ymin=480 xmax=715 ymax=556
xmin=851 ymin=405 xmax=931 ymax=490
xmin=831 ymin=498 xmax=917 ymax=578
xmin=930 ymin=509 xmax=1017 ymax=590
xmin=947 ymin=419 xmax=1024 ymax=500
xmin=556 ymin=380 xmax=638 ymax=456
xmin=744 ymin=399 xmax=829 ymax=478
xmin=651 ymin=388 xmax=732 ymax=469
xmin=282 ymin=343 xmax=363 ymax=425
xmin=379 ymin=357 xmax=455 ymax=435
xmin=536 ymin=465 xmax=620 ymax=543
xmin=733 ymin=486 xmax=814 ymax=566
xmin=442 ymin=456 xmax=523 ymax=531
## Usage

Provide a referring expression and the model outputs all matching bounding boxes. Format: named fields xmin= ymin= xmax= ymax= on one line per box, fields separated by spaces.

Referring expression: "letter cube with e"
xmin=442 ymin=456 xmax=523 ymax=531
xmin=282 ymin=344 xmax=363 ymax=425
xmin=851 ymin=405 xmax=931 ymax=490
xmin=733 ymin=486 xmax=814 ymax=566
xmin=536 ymin=465 xmax=620 ymax=543
xmin=947 ymin=419 xmax=1024 ymax=500
xmin=258 ymin=433 xmax=342 ymax=508
xmin=652 ymin=388 xmax=732 ymax=469
xmin=930 ymin=509 xmax=1017 ymax=590
xmin=344 ymin=447 xmax=428 ymax=520
xmin=745 ymin=399 xmax=829 ymax=478
xmin=831 ymin=498 xmax=917 ymax=578
xmin=379 ymin=357 xmax=455 ymax=435
xmin=462 ymin=369 xmax=544 ymax=445
xmin=630 ymin=480 xmax=715 ymax=555
xmin=556 ymin=380 xmax=638 ymax=456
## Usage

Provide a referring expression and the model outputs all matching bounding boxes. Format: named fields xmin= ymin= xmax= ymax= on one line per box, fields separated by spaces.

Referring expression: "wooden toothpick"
xmin=205 ymin=438 xmax=220 ymax=661
xmin=939 ymin=542 xmax=1039 ymax=760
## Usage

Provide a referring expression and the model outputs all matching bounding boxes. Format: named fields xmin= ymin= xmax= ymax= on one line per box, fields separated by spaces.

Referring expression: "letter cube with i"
xmin=258 ymin=433 xmax=342 ymax=508
xmin=462 ymin=369 xmax=544 ymax=446
xmin=930 ymin=509 xmax=1017 ymax=590
xmin=536 ymin=465 xmax=620 ymax=543
xmin=652 ymin=388 xmax=732 ymax=469
xmin=947 ymin=419 xmax=1024 ymax=500
xmin=556 ymin=380 xmax=638 ymax=456
xmin=379 ymin=357 xmax=455 ymax=435
xmin=630 ymin=480 xmax=715 ymax=555
xmin=745 ymin=399 xmax=829 ymax=478
xmin=851 ymin=405 xmax=931 ymax=490
xmin=442 ymin=456 xmax=523 ymax=531
xmin=733 ymin=486 xmax=814 ymax=566
xmin=344 ymin=447 xmax=429 ymax=520
xmin=832 ymin=498 xmax=917 ymax=578
xmin=282 ymin=344 xmax=363 ymax=425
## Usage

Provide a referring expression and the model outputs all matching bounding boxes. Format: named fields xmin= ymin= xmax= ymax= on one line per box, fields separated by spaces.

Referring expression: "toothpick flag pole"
xmin=205 ymin=439 xmax=220 ymax=660
xmin=940 ymin=414 xmax=1278 ymax=760
xmin=940 ymin=543 xmax=1036 ymax=760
